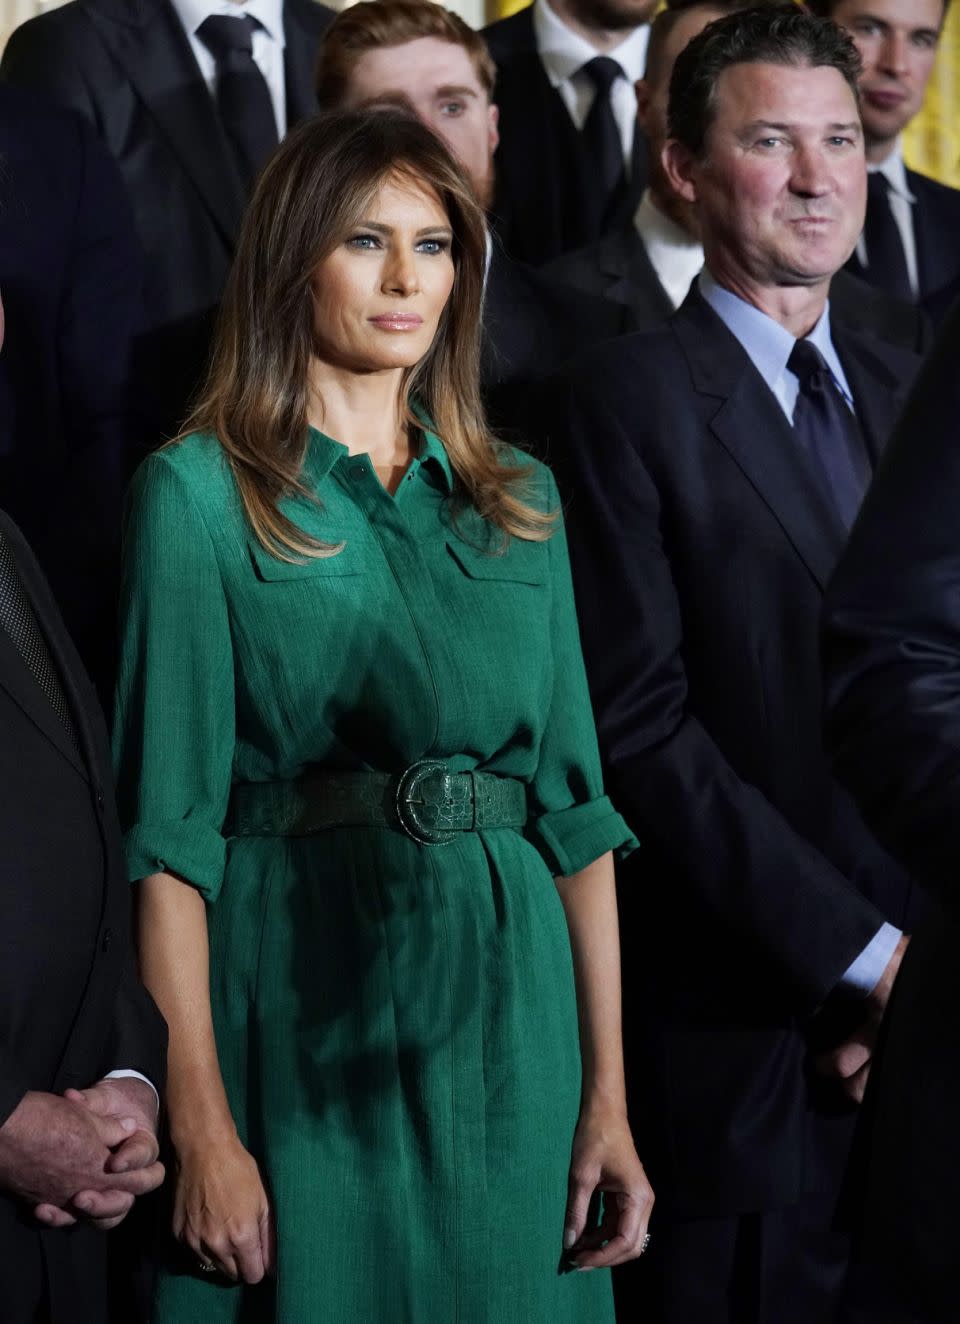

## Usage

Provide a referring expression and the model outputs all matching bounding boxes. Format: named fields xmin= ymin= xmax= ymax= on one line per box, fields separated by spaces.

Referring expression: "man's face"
xmin=828 ymin=0 xmax=944 ymax=151
xmin=664 ymin=61 xmax=867 ymax=290
xmin=636 ymin=5 xmax=728 ymax=223
xmin=343 ymin=37 xmax=499 ymax=210
xmin=565 ymin=0 xmax=658 ymax=35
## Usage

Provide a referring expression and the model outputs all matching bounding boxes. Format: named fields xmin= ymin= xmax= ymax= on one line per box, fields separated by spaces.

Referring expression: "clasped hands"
xmin=0 ymin=1076 xmax=163 ymax=1231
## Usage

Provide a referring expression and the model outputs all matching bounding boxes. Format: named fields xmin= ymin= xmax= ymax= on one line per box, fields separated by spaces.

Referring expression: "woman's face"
xmin=312 ymin=172 xmax=456 ymax=374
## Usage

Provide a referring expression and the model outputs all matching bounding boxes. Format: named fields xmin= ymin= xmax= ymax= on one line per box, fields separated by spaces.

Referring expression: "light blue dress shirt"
xmin=697 ymin=269 xmax=901 ymax=998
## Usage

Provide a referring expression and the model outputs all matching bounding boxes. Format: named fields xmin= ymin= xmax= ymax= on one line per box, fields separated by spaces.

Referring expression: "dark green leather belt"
xmin=225 ymin=760 xmax=528 ymax=847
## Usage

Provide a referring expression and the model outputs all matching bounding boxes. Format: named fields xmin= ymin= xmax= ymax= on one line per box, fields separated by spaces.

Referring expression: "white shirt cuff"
xmin=840 ymin=921 xmax=903 ymax=998
xmin=104 ymin=1069 xmax=160 ymax=1116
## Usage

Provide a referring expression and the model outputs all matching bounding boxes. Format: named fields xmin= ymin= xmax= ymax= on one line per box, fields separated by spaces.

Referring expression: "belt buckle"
xmin=395 ymin=760 xmax=458 ymax=847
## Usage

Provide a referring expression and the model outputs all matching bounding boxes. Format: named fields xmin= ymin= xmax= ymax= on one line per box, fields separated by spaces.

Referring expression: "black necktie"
xmin=580 ymin=56 xmax=626 ymax=222
xmin=197 ymin=14 xmax=279 ymax=188
xmin=0 ymin=529 xmax=78 ymax=745
xmin=863 ymin=171 xmax=913 ymax=301
xmin=788 ymin=339 xmax=869 ymax=530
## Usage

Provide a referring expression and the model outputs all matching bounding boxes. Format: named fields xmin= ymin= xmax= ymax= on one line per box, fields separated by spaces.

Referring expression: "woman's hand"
xmin=562 ymin=1105 xmax=654 ymax=1271
xmin=173 ymin=1134 xmax=275 ymax=1284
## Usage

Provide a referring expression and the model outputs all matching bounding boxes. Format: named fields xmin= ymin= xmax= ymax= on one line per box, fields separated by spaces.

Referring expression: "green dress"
xmin=114 ymin=425 xmax=636 ymax=1323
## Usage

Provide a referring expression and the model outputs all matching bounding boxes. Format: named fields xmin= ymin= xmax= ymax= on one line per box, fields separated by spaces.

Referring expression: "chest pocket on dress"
xmin=445 ymin=538 xmax=547 ymax=586
xmin=247 ymin=537 xmax=374 ymax=582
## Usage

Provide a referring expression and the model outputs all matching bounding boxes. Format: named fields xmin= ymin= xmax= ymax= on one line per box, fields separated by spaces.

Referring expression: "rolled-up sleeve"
xmin=113 ymin=452 xmax=235 ymax=901
xmin=524 ymin=470 xmax=638 ymax=876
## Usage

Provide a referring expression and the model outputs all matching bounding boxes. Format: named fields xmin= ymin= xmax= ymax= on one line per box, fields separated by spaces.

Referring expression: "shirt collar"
xmin=303 ymin=407 xmax=455 ymax=495
xmin=533 ymin=0 xmax=649 ymax=86
xmin=868 ymin=139 xmax=915 ymax=204
xmin=171 ymin=0 xmax=285 ymax=46
xmin=698 ymin=268 xmax=848 ymax=401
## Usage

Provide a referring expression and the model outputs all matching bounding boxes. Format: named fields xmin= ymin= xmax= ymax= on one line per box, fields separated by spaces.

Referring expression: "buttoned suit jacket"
xmin=845 ymin=167 xmax=960 ymax=326
xmin=546 ymin=220 xmax=934 ymax=354
xmin=0 ymin=510 xmax=166 ymax=1324
xmin=1 ymin=0 xmax=334 ymax=443
xmin=553 ymin=288 xmax=919 ymax=1215
xmin=483 ymin=5 xmax=647 ymax=267
xmin=823 ymin=300 xmax=960 ymax=1322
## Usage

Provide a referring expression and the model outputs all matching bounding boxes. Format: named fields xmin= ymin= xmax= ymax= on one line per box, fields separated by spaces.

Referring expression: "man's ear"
xmin=488 ymin=102 xmax=500 ymax=156
xmin=662 ymin=137 xmax=699 ymax=204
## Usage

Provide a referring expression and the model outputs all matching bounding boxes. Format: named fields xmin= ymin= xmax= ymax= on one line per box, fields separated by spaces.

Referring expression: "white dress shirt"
xmin=168 ymin=0 xmax=288 ymax=140
xmin=855 ymin=140 xmax=919 ymax=298
xmin=634 ymin=190 xmax=705 ymax=309
xmin=697 ymin=268 xmax=902 ymax=999
xmin=532 ymin=0 xmax=649 ymax=173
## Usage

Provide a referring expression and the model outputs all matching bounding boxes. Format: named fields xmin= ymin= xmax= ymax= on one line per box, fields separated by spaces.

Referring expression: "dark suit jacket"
xmin=846 ymin=166 xmax=960 ymax=327
xmin=0 ymin=85 xmax=143 ymax=701
xmin=481 ymin=242 xmax=633 ymax=446
xmin=554 ymin=290 xmax=918 ymax=1216
xmin=823 ymin=301 xmax=960 ymax=1322
xmin=0 ymin=511 xmax=166 ymax=1324
xmin=546 ymin=220 xmax=934 ymax=354
xmin=1 ymin=0 xmax=333 ymax=443
xmin=483 ymin=6 xmax=647 ymax=267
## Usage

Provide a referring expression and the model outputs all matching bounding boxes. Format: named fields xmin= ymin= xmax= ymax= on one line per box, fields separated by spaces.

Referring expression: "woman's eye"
xmin=346 ymin=234 xmax=380 ymax=250
xmin=416 ymin=238 xmax=451 ymax=255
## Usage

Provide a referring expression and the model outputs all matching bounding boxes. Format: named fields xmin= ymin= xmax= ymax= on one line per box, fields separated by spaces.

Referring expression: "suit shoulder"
xmin=569 ymin=323 xmax=679 ymax=392
xmin=483 ymin=8 xmax=534 ymax=61
xmin=907 ymin=168 xmax=960 ymax=212
xmin=285 ymin=0 xmax=335 ymax=35
xmin=3 ymin=1 xmax=90 ymax=45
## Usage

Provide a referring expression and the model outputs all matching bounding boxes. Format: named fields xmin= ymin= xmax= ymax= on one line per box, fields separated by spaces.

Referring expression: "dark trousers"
xmin=613 ymin=1191 xmax=849 ymax=1324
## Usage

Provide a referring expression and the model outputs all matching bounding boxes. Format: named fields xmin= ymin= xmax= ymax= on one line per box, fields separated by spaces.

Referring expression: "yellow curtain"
xmin=485 ymin=0 xmax=960 ymax=189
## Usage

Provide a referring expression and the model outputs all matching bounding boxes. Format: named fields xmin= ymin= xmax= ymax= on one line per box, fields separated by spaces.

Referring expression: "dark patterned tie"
xmin=580 ymin=56 xmax=626 ymax=223
xmin=863 ymin=172 xmax=913 ymax=301
xmin=0 ymin=528 xmax=78 ymax=746
xmin=788 ymin=339 xmax=870 ymax=530
xmin=197 ymin=14 xmax=279 ymax=188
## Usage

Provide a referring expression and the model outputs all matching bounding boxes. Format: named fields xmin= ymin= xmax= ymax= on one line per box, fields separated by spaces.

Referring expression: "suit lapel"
xmin=595 ymin=228 xmax=674 ymax=323
xmin=673 ymin=292 xmax=846 ymax=590
xmin=833 ymin=324 xmax=910 ymax=468
xmin=83 ymin=0 xmax=246 ymax=247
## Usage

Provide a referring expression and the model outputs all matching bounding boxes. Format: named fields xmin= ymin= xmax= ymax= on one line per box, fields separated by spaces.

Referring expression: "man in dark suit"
xmin=483 ymin=0 xmax=657 ymax=265
xmin=315 ymin=0 xmax=633 ymax=443
xmin=823 ymin=300 xmax=960 ymax=1324
xmin=806 ymin=0 xmax=960 ymax=322
xmin=546 ymin=0 xmax=932 ymax=354
xmin=553 ymin=8 xmax=920 ymax=1320
xmin=0 ymin=291 xmax=167 ymax=1320
xmin=0 ymin=85 xmax=143 ymax=702
xmin=1 ymin=0 xmax=334 ymax=444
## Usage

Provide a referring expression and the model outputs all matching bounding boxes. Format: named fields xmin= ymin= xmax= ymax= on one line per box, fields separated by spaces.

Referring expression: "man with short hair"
xmin=806 ymin=0 xmax=960 ymax=319
xmin=316 ymin=0 xmax=634 ymax=440
xmin=483 ymin=0 xmax=658 ymax=265
xmin=554 ymin=7 xmax=920 ymax=1320
xmin=547 ymin=0 xmax=931 ymax=353
xmin=1 ymin=0 xmax=334 ymax=444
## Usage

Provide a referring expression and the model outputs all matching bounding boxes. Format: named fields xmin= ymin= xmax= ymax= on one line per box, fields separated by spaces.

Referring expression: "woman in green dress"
xmin=114 ymin=109 xmax=652 ymax=1322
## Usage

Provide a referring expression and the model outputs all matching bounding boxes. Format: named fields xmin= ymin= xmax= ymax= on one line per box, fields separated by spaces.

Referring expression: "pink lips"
xmin=864 ymin=88 xmax=908 ymax=112
xmin=369 ymin=313 xmax=423 ymax=330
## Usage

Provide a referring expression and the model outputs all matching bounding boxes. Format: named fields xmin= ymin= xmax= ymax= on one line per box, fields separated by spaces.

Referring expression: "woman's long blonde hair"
xmin=181 ymin=110 xmax=553 ymax=560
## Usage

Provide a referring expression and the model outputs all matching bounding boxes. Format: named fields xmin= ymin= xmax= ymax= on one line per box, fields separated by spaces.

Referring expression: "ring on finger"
xmin=640 ymin=1233 xmax=652 ymax=1255
xmin=197 ymin=1258 xmax=217 ymax=1274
